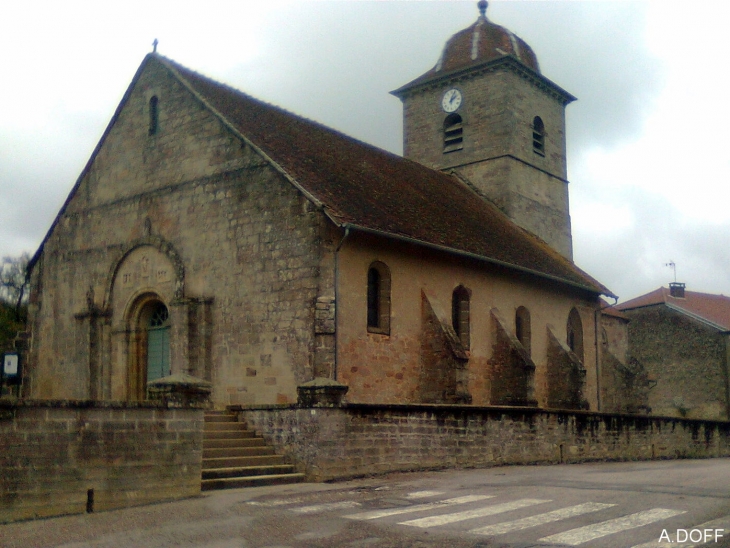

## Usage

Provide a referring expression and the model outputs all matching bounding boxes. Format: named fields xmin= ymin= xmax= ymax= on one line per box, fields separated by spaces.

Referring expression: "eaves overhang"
xmin=391 ymin=55 xmax=576 ymax=106
xmin=336 ymin=221 xmax=613 ymax=299
xmin=665 ymin=302 xmax=729 ymax=332
xmin=620 ymin=301 xmax=730 ymax=332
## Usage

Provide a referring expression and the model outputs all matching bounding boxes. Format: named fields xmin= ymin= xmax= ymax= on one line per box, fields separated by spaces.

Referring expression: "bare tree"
xmin=0 ymin=253 xmax=30 ymax=321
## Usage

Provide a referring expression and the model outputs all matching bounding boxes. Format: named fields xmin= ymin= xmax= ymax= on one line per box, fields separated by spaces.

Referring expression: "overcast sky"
xmin=1 ymin=0 xmax=728 ymax=302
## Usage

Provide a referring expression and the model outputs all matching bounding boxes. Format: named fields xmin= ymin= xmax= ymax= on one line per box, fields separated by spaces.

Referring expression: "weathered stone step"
xmin=203 ymin=438 xmax=267 ymax=449
xmin=202 ymin=464 xmax=296 ymax=480
xmin=203 ymin=455 xmax=286 ymax=469
xmin=203 ymin=446 xmax=276 ymax=459
xmin=204 ymin=413 xmax=238 ymax=423
xmin=201 ymin=473 xmax=305 ymax=491
xmin=201 ymin=411 xmax=302 ymax=490
xmin=204 ymin=430 xmax=257 ymax=440
xmin=204 ymin=422 xmax=249 ymax=431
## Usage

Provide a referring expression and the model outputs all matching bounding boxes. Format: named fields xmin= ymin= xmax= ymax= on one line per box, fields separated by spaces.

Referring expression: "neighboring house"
xmin=25 ymin=3 xmax=617 ymax=410
xmin=599 ymin=302 xmax=649 ymax=414
xmin=616 ymin=283 xmax=730 ymax=420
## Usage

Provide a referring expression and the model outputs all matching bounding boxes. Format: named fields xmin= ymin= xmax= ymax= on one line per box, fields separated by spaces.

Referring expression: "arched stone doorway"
xmin=127 ymin=294 xmax=171 ymax=401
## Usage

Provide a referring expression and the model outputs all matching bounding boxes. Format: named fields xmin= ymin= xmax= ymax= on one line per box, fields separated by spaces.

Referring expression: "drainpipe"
xmin=333 ymin=226 xmax=351 ymax=381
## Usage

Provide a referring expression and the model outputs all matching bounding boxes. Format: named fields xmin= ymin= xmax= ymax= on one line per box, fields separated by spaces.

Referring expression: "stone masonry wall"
xmin=0 ymin=401 xmax=203 ymax=523
xmin=401 ymin=66 xmax=572 ymax=258
xmin=238 ymin=404 xmax=730 ymax=482
xmin=27 ymin=55 xmax=333 ymax=406
xmin=626 ymin=306 xmax=729 ymax=420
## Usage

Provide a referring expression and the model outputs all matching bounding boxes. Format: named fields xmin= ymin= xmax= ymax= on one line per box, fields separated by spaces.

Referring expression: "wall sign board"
xmin=2 ymin=352 xmax=20 ymax=384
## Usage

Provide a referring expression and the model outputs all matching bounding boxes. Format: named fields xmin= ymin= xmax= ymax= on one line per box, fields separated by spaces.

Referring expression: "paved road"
xmin=4 ymin=459 xmax=730 ymax=548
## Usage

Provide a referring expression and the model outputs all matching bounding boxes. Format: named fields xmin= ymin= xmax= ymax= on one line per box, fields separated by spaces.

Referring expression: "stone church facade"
xmin=26 ymin=4 xmax=619 ymax=411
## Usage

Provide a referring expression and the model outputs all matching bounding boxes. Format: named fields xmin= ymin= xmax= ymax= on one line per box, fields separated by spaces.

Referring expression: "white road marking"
xmin=540 ymin=508 xmax=687 ymax=545
xmin=291 ymin=501 xmax=361 ymax=514
xmin=248 ymin=497 xmax=306 ymax=507
xmin=470 ymin=502 xmax=616 ymax=536
xmin=631 ymin=539 xmax=696 ymax=548
xmin=405 ymin=491 xmax=445 ymax=499
xmin=343 ymin=495 xmax=494 ymax=521
xmin=399 ymin=499 xmax=551 ymax=528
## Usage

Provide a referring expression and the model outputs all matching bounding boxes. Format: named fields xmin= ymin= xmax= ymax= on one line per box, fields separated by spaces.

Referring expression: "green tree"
xmin=0 ymin=253 xmax=30 ymax=322
xmin=0 ymin=253 xmax=29 ymax=350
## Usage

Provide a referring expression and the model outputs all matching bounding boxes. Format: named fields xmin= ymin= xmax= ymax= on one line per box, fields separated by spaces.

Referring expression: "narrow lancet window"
xmin=567 ymin=307 xmax=584 ymax=362
xmin=532 ymin=116 xmax=545 ymax=156
xmin=452 ymin=285 xmax=470 ymax=349
xmin=367 ymin=261 xmax=391 ymax=334
xmin=149 ymin=95 xmax=159 ymax=136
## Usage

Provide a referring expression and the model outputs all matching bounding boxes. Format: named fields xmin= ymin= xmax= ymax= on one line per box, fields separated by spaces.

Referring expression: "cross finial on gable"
xmin=152 ymin=39 xmax=159 ymax=53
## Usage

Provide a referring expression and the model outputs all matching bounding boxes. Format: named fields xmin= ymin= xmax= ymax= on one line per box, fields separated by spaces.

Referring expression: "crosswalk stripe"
xmin=248 ymin=496 xmax=307 ymax=507
xmin=399 ymin=499 xmax=551 ymax=528
xmin=406 ymin=491 xmax=446 ymax=499
xmin=631 ymin=539 xmax=696 ymax=548
xmin=290 ymin=501 xmax=361 ymax=514
xmin=540 ymin=508 xmax=687 ymax=545
xmin=343 ymin=495 xmax=493 ymax=521
xmin=469 ymin=502 xmax=616 ymax=536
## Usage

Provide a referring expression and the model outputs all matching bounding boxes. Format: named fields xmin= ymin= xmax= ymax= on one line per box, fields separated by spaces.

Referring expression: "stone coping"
xmin=0 ymin=398 xmax=208 ymax=410
xmin=229 ymin=402 xmax=730 ymax=426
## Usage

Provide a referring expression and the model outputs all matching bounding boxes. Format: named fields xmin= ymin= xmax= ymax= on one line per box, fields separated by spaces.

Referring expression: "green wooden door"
xmin=147 ymin=303 xmax=170 ymax=382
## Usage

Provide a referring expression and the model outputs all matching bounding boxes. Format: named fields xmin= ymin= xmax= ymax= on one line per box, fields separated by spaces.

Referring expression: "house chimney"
xmin=669 ymin=282 xmax=686 ymax=298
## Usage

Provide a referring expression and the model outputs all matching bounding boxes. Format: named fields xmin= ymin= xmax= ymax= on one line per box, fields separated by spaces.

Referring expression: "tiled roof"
xmin=408 ymin=13 xmax=539 ymax=89
xmin=600 ymin=299 xmax=629 ymax=321
xmin=160 ymin=55 xmax=610 ymax=296
xmin=616 ymin=287 xmax=730 ymax=331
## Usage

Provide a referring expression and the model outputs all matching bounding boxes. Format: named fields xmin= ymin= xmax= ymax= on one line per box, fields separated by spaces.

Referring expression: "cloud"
xmin=1 ymin=0 xmax=728 ymax=303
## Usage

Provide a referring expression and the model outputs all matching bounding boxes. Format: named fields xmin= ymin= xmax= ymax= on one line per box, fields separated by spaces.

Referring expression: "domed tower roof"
xmin=414 ymin=1 xmax=540 ymax=87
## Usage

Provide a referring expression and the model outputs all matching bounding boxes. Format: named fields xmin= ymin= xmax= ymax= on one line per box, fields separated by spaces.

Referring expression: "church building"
xmin=25 ymin=2 xmax=616 ymax=411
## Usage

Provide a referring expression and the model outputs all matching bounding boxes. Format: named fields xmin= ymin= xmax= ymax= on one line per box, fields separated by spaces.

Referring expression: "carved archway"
xmin=104 ymin=236 xmax=185 ymax=310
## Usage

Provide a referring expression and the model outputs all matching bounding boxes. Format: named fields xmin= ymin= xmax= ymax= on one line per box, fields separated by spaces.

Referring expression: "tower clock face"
xmin=442 ymin=88 xmax=462 ymax=113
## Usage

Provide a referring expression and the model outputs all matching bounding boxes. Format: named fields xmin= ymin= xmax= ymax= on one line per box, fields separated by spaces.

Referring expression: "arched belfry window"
xmin=567 ymin=307 xmax=584 ymax=362
xmin=367 ymin=261 xmax=391 ymax=334
xmin=146 ymin=301 xmax=170 ymax=382
xmin=452 ymin=285 xmax=470 ymax=349
xmin=532 ymin=116 xmax=545 ymax=156
xmin=149 ymin=95 xmax=159 ymax=135
xmin=443 ymin=113 xmax=464 ymax=153
xmin=515 ymin=306 xmax=531 ymax=357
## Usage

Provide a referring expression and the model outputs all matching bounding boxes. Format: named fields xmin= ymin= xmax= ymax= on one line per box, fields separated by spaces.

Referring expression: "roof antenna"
xmin=478 ymin=0 xmax=488 ymax=18
xmin=152 ymin=38 xmax=159 ymax=53
xmin=665 ymin=260 xmax=677 ymax=283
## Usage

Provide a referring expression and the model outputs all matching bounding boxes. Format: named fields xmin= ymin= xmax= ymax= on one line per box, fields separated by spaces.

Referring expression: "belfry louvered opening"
xmin=443 ymin=113 xmax=463 ymax=153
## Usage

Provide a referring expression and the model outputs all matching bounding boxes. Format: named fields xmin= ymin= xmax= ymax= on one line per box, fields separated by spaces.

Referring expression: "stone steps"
xmin=202 ymin=473 xmax=307 ymax=491
xmin=201 ymin=411 xmax=304 ymax=491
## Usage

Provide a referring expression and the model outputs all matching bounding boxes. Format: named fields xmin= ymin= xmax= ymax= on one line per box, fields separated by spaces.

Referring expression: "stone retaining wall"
xmin=236 ymin=404 xmax=730 ymax=482
xmin=0 ymin=400 xmax=203 ymax=523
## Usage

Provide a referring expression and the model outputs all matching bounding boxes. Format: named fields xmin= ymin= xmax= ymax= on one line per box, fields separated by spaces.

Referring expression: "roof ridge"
xmin=33 ymin=53 xmax=611 ymax=299
xmin=157 ymin=54 xmax=401 ymax=162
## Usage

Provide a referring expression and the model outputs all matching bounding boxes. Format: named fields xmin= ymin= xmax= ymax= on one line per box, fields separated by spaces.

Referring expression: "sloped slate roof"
xmin=617 ymin=287 xmax=730 ymax=331
xmin=160 ymin=56 xmax=609 ymax=296
xmin=30 ymin=53 xmax=611 ymax=297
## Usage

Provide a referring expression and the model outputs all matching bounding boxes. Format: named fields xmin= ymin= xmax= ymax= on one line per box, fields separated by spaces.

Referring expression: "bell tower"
xmin=392 ymin=1 xmax=576 ymax=259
